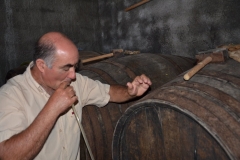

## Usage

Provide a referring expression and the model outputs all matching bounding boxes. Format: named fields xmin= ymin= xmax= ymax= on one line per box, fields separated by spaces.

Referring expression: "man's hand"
xmin=126 ymin=74 xmax=152 ymax=97
xmin=46 ymin=81 xmax=78 ymax=115
xmin=108 ymin=74 xmax=152 ymax=102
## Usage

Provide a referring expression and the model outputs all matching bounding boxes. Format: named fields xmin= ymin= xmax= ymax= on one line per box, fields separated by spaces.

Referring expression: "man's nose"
xmin=68 ymin=67 xmax=76 ymax=80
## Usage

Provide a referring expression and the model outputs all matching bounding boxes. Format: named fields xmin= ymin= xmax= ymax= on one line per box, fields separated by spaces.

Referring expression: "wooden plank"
xmin=125 ymin=0 xmax=150 ymax=12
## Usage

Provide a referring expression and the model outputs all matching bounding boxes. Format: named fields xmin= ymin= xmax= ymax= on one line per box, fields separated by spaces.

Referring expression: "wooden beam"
xmin=125 ymin=0 xmax=150 ymax=12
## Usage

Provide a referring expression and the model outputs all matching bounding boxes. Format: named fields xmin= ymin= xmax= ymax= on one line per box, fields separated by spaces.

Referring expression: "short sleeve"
xmin=0 ymin=90 xmax=27 ymax=142
xmin=74 ymin=75 xmax=110 ymax=107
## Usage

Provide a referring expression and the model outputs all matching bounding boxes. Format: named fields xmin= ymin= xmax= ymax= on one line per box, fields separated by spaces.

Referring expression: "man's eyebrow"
xmin=61 ymin=63 xmax=78 ymax=68
xmin=62 ymin=64 xmax=74 ymax=68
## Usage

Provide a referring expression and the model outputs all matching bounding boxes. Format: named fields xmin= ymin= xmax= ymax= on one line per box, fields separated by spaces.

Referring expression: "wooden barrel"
xmin=112 ymin=59 xmax=240 ymax=160
xmin=79 ymin=53 xmax=196 ymax=160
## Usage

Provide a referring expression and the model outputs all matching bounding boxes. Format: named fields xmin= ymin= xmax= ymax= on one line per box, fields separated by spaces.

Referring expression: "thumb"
xmin=127 ymin=82 xmax=137 ymax=96
xmin=126 ymin=82 xmax=133 ymax=90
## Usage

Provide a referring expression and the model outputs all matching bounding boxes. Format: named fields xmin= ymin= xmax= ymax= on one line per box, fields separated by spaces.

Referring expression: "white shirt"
xmin=0 ymin=62 xmax=110 ymax=159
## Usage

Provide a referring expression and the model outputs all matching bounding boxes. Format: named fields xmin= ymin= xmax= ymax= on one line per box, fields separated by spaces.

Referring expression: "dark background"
xmin=1 ymin=0 xmax=240 ymax=86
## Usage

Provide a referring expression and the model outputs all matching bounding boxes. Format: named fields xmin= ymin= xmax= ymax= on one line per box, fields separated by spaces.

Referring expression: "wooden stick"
xmin=81 ymin=53 xmax=114 ymax=63
xmin=183 ymin=56 xmax=212 ymax=80
xmin=72 ymin=105 xmax=95 ymax=160
xmin=125 ymin=0 xmax=150 ymax=12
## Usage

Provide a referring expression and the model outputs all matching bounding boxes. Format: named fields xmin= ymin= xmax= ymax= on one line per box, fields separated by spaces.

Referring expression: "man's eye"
xmin=63 ymin=67 xmax=70 ymax=71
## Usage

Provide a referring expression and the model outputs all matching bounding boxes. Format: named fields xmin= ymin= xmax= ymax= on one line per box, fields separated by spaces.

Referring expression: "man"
xmin=0 ymin=32 xmax=151 ymax=159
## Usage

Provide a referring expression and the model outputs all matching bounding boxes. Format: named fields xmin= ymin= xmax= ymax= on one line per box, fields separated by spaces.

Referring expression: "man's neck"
xmin=30 ymin=66 xmax=54 ymax=95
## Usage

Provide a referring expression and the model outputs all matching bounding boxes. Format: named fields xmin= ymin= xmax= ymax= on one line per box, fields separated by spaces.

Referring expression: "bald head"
xmin=34 ymin=32 xmax=77 ymax=68
xmin=38 ymin=32 xmax=69 ymax=46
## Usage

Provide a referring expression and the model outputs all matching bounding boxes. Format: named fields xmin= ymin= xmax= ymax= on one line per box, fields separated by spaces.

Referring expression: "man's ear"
xmin=35 ymin=59 xmax=46 ymax=73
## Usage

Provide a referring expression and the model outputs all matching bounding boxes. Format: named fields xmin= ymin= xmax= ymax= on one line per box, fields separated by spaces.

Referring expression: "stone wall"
xmin=98 ymin=0 xmax=240 ymax=56
xmin=1 ymin=0 xmax=240 ymax=86
xmin=0 ymin=0 xmax=100 ymax=86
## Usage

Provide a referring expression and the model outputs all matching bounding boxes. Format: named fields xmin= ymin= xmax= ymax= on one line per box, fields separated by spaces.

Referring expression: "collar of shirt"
xmin=26 ymin=61 xmax=50 ymax=98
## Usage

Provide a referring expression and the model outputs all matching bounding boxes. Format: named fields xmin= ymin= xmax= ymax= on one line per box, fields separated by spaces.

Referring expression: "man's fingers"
xmin=134 ymin=74 xmax=151 ymax=83
xmin=134 ymin=76 xmax=142 ymax=84
xmin=140 ymin=82 xmax=150 ymax=90
xmin=140 ymin=74 xmax=152 ymax=85
xmin=65 ymin=86 xmax=76 ymax=98
xmin=59 ymin=81 xmax=71 ymax=89
xmin=70 ymin=89 xmax=76 ymax=98
xmin=58 ymin=81 xmax=77 ymax=99
xmin=72 ymin=96 xmax=78 ymax=102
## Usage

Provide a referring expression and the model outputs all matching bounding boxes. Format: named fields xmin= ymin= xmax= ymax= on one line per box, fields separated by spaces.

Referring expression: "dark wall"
xmin=0 ymin=0 xmax=101 ymax=86
xmin=1 ymin=0 xmax=240 ymax=86
xmin=98 ymin=0 xmax=240 ymax=57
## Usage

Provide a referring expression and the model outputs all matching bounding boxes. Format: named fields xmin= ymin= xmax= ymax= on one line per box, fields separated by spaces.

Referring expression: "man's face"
xmin=42 ymin=47 xmax=79 ymax=90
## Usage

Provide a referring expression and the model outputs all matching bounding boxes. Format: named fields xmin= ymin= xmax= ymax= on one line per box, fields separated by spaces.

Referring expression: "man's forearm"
xmin=109 ymin=85 xmax=135 ymax=102
xmin=0 ymin=105 xmax=59 ymax=160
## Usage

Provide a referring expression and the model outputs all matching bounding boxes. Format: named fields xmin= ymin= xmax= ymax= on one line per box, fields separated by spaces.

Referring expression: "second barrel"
xmin=79 ymin=53 xmax=196 ymax=160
